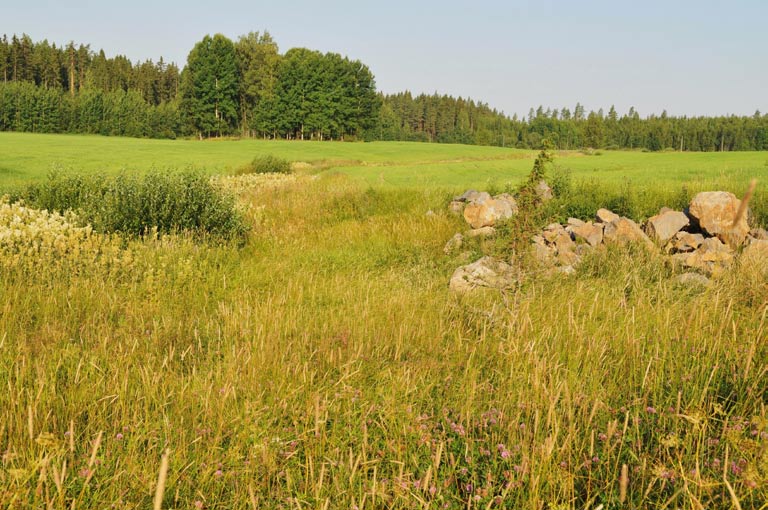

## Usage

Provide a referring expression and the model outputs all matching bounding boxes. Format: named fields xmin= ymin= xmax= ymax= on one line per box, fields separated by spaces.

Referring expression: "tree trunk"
xmin=69 ymin=48 xmax=75 ymax=97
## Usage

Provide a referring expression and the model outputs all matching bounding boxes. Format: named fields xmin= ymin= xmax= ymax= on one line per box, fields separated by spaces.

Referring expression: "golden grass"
xmin=0 ymin=175 xmax=766 ymax=508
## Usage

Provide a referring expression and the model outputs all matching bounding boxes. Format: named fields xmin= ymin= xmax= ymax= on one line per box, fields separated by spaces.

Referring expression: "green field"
xmin=1 ymin=132 xmax=766 ymax=191
xmin=2 ymin=133 xmax=768 ymax=508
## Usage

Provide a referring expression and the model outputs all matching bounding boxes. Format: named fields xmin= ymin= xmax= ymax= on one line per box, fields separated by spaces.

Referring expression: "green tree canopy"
xmin=181 ymin=34 xmax=239 ymax=138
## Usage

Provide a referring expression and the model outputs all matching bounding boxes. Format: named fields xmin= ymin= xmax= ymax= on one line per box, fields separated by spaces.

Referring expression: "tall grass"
xmin=0 ymin=174 xmax=766 ymax=508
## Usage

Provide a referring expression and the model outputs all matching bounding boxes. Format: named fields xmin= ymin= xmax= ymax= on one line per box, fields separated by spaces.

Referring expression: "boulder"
xmin=571 ymin=222 xmax=604 ymax=247
xmin=741 ymin=239 xmax=768 ymax=264
xmin=463 ymin=196 xmax=516 ymax=229
xmin=467 ymin=226 xmax=496 ymax=238
xmin=688 ymin=191 xmax=750 ymax=247
xmin=531 ymin=240 xmax=555 ymax=265
xmin=667 ymin=232 xmax=705 ymax=253
xmin=553 ymin=230 xmax=576 ymax=252
xmin=536 ymin=180 xmax=554 ymax=201
xmin=448 ymin=201 xmax=465 ymax=215
xmin=567 ymin=217 xmax=586 ymax=228
xmin=443 ymin=233 xmax=464 ymax=254
xmin=449 ymin=256 xmax=519 ymax=293
xmin=674 ymin=237 xmax=734 ymax=275
xmin=645 ymin=210 xmax=689 ymax=242
xmin=454 ymin=190 xmax=491 ymax=203
xmin=494 ymin=192 xmax=517 ymax=204
xmin=596 ymin=208 xmax=620 ymax=224
xmin=556 ymin=248 xmax=580 ymax=266
xmin=603 ymin=217 xmax=654 ymax=247
xmin=493 ymin=193 xmax=519 ymax=214
xmin=674 ymin=272 xmax=711 ymax=288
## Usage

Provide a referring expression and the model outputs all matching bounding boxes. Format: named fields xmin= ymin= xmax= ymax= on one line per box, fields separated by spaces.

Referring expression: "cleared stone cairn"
xmin=447 ymin=188 xmax=762 ymax=292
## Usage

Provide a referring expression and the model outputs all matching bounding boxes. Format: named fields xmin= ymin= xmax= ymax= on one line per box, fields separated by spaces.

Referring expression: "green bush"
xmin=18 ymin=171 xmax=248 ymax=241
xmin=549 ymin=165 xmax=572 ymax=198
xmin=237 ymin=154 xmax=292 ymax=175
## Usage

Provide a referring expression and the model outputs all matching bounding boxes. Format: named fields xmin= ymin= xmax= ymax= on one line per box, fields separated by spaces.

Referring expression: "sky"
xmin=5 ymin=0 xmax=767 ymax=118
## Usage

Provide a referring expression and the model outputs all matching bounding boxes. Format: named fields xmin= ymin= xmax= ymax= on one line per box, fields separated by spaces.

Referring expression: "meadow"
xmin=1 ymin=133 xmax=767 ymax=509
xmin=1 ymin=131 xmax=766 ymax=190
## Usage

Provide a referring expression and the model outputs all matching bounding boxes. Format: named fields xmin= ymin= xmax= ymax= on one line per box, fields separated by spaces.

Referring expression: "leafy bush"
xmin=237 ymin=154 xmax=292 ymax=175
xmin=549 ymin=165 xmax=572 ymax=197
xmin=18 ymin=171 xmax=248 ymax=241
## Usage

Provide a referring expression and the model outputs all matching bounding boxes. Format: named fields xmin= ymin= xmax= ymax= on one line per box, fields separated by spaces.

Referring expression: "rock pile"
xmin=446 ymin=188 xmax=764 ymax=292
xmin=531 ymin=191 xmax=759 ymax=276
xmin=448 ymin=182 xmax=553 ymax=235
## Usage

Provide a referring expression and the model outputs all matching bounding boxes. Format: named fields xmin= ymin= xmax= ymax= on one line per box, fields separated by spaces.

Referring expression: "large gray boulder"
xmin=449 ymin=256 xmax=519 ymax=293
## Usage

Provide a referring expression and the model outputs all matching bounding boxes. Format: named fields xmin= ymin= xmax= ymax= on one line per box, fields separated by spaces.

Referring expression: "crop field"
xmin=1 ymin=133 xmax=767 ymax=509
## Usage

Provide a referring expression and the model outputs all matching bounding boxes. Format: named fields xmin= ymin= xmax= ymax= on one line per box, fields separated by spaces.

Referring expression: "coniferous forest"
xmin=1 ymin=33 xmax=766 ymax=150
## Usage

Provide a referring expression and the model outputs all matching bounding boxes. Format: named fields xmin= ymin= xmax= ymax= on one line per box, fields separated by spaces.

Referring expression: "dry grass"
xmin=0 ymin=174 xmax=766 ymax=509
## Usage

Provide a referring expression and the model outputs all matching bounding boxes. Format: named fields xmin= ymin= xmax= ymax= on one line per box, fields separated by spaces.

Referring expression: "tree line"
xmin=378 ymin=94 xmax=768 ymax=151
xmin=1 ymin=33 xmax=766 ymax=151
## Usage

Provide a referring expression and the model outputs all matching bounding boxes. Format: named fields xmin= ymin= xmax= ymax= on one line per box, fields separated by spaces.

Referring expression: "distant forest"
xmin=1 ymin=33 xmax=767 ymax=151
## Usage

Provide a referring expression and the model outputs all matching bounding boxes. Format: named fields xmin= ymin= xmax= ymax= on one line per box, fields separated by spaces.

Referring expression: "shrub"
xmin=18 ymin=171 xmax=248 ymax=241
xmin=237 ymin=154 xmax=292 ymax=175
xmin=549 ymin=166 xmax=572 ymax=198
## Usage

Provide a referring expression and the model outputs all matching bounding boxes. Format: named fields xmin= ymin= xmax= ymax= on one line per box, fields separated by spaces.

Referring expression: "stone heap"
xmin=447 ymin=189 xmax=767 ymax=293
xmin=532 ymin=191 xmax=764 ymax=276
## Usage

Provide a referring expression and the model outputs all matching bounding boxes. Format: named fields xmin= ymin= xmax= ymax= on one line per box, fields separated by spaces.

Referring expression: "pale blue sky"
xmin=5 ymin=0 xmax=766 ymax=117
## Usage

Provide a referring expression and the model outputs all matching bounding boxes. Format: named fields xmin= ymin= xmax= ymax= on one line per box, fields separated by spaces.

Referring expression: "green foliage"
xmin=235 ymin=32 xmax=280 ymax=136
xmin=548 ymin=165 xmax=572 ymax=197
xmin=516 ymin=143 xmax=554 ymax=208
xmin=237 ymin=154 xmax=292 ymax=175
xmin=378 ymin=93 xmax=768 ymax=151
xmin=273 ymin=48 xmax=380 ymax=140
xmin=181 ymin=34 xmax=240 ymax=137
xmin=0 ymin=82 xmax=180 ymax=138
xmin=18 ymin=171 xmax=248 ymax=240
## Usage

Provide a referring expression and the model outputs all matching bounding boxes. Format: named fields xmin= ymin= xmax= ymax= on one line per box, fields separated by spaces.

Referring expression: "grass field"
xmin=1 ymin=132 xmax=766 ymax=191
xmin=1 ymin=133 xmax=768 ymax=508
